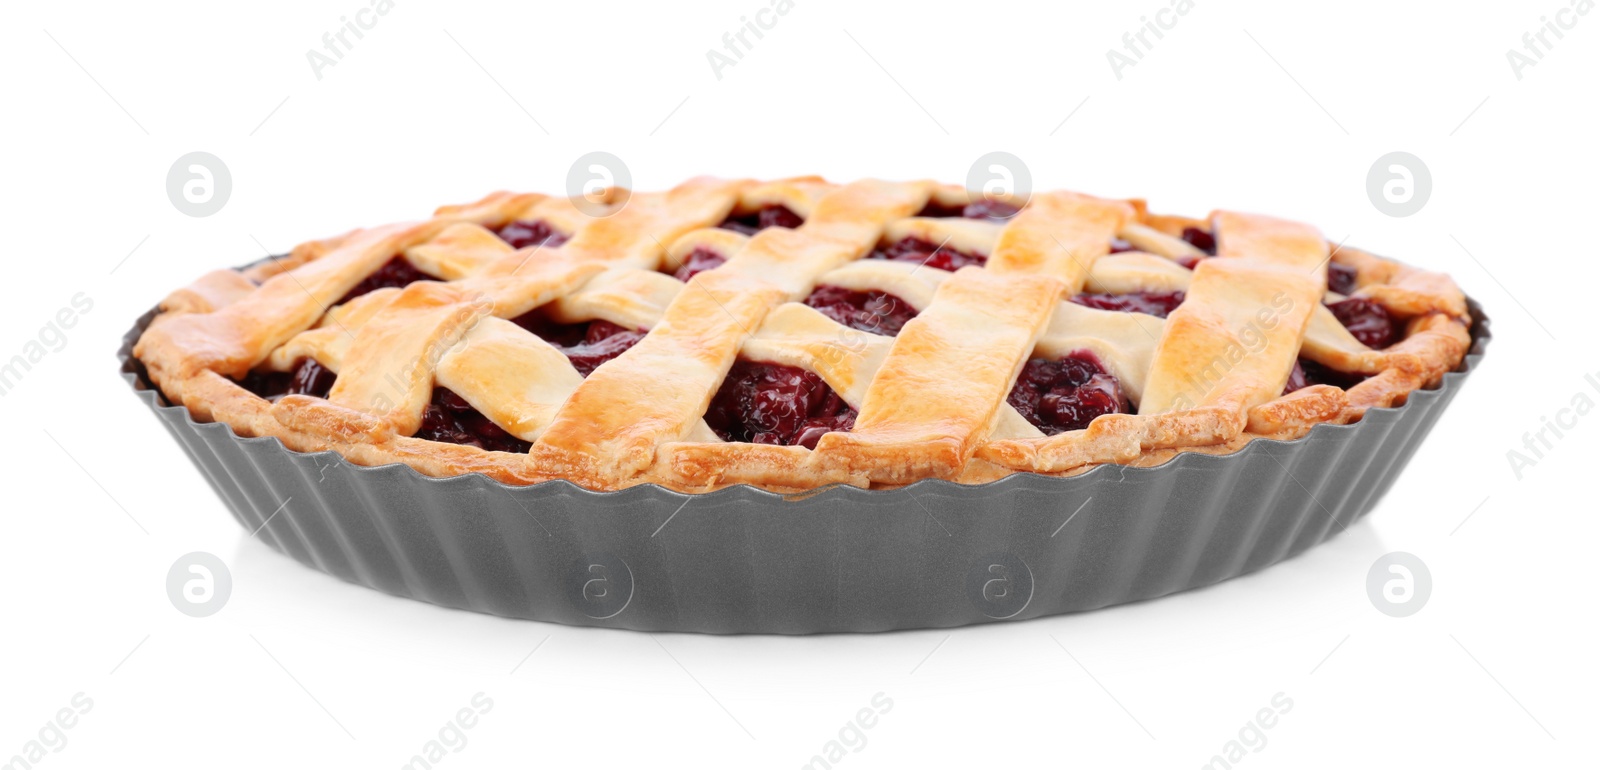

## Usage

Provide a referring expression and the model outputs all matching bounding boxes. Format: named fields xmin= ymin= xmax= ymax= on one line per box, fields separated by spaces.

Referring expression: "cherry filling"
xmin=1327 ymin=297 xmax=1401 ymax=349
xmin=338 ymin=257 xmax=436 ymax=304
xmin=511 ymin=313 xmax=645 ymax=377
xmin=495 ymin=219 xmax=569 ymax=250
xmin=1282 ymin=299 xmax=1403 ymax=394
xmin=915 ymin=199 xmax=1021 ymax=221
xmin=705 ymin=360 xmax=856 ymax=448
xmin=868 ymin=236 xmax=989 ymax=272
xmin=670 ymin=247 xmax=727 ymax=282
xmin=560 ymin=322 xmax=646 ymax=377
xmin=1176 ymin=227 xmax=1217 ymax=269
xmin=239 ymin=357 xmax=336 ymax=401
xmin=1070 ymin=291 xmax=1186 ymax=319
xmin=803 ymin=285 xmax=919 ymax=336
xmin=415 ymin=388 xmax=531 ymax=454
xmin=1283 ymin=358 xmax=1366 ymax=394
xmin=1007 ymin=352 xmax=1131 ymax=435
xmin=718 ymin=205 xmax=804 ymax=236
xmin=1181 ymin=227 xmax=1217 ymax=255
xmin=1328 ymin=262 xmax=1358 ymax=296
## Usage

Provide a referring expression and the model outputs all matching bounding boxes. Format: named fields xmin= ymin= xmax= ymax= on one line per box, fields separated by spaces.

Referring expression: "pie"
xmin=133 ymin=177 xmax=1473 ymax=493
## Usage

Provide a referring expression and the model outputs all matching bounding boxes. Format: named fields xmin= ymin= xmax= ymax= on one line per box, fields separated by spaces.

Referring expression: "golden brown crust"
xmin=134 ymin=179 xmax=1473 ymax=492
xmin=530 ymin=180 xmax=929 ymax=487
xmin=810 ymin=267 xmax=1063 ymax=484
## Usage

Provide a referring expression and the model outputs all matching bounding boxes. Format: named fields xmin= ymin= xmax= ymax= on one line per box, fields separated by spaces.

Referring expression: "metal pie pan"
xmin=120 ymin=297 xmax=1489 ymax=634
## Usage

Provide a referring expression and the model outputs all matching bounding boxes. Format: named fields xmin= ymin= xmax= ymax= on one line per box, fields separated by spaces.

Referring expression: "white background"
xmin=1 ymin=0 xmax=1596 ymax=767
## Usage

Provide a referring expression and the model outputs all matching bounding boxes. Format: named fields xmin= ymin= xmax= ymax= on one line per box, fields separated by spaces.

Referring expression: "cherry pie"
xmin=134 ymin=178 xmax=1472 ymax=492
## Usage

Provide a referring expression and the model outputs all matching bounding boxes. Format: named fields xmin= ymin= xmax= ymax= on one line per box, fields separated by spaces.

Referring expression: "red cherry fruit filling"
xmin=1327 ymin=262 xmax=1358 ymax=296
xmin=559 ymin=322 xmax=646 ymax=377
xmin=706 ymin=360 xmax=856 ymax=448
xmin=1176 ymin=227 xmax=1217 ymax=269
xmin=1070 ymin=291 xmax=1186 ymax=319
xmin=415 ymin=388 xmax=531 ymax=454
xmin=511 ymin=313 xmax=645 ymax=377
xmin=495 ymin=219 xmax=569 ymax=250
xmin=670 ymin=247 xmax=727 ymax=282
xmin=1007 ymin=352 xmax=1131 ymax=436
xmin=1327 ymin=297 xmax=1401 ymax=349
xmin=1283 ymin=358 xmax=1366 ymax=394
xmin=915 ymin=199 xmax=1021 ymax=221
xmin=239 ymin=357 xmax=336 ymax=401
xmin=1181 ymin=227 xmax=1217 ymax=255
xmin=718 ymin=205 xmax=804 ymax=236
xmin=803 ymin=285 xmax=919 ymax=336
xmin=338 ymin=257 xmax=436 ymax=304
xmin=1282 ymin=299 xmax=1401 ymax=394
xmin=868 ymin=236 xmax=989 ymax=272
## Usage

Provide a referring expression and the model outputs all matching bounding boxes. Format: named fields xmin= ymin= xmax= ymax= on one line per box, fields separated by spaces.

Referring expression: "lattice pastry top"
xmin=134 ymin=177 xmax=1472 ymax=492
